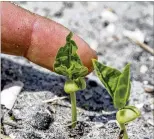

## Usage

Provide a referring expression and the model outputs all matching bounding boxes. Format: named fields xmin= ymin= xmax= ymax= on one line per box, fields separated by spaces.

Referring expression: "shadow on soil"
xmin=1 ymin=57 xmax=115 ymax=112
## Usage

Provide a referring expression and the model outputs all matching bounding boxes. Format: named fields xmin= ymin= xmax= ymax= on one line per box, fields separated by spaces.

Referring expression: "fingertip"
xmin=73 ymin=34 xmax=98 ymax=73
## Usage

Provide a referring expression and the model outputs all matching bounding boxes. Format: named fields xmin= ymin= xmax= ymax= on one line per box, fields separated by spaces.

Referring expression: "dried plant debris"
xmin=1 ymin=81 xmax=24 ymax=110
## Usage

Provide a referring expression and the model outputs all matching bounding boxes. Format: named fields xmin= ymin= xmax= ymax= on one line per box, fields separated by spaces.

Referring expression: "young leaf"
xmin=116 ymin=106 xmax=141 ymax=124
xmin=64 ymin=80 xmax=80 ymax=93
xmin=74 ymin=77 xmax=86 ymax=90
xmin=64 ymin=77 xmax=86 ymax=93
xmin=54 ymin=32 xmax=88 ymax=80
xmin=114 ymin=64 xmax=131 ymax=109
xmin=92 ymin=59 xmax=121 ymax=98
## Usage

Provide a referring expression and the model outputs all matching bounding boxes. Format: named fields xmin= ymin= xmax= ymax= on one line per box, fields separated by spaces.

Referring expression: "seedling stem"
xmin=92 ymin=60 xmax=141 ymax=139
xmin=70 ymin=92 xmax=77 ymax=128
xmin=119 ymin=123 xmax=128 ymax=139
xmin=54 ymin=32 xmax=88 ymax=128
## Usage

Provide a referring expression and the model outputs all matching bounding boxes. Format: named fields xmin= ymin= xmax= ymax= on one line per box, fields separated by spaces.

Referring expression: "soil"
xmin=1 ymin=2 xmax=154 ymax=139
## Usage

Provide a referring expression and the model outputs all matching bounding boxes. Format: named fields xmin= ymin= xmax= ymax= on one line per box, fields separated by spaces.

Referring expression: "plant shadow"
xmin=1 ymin=57 xmax=115 ymax=113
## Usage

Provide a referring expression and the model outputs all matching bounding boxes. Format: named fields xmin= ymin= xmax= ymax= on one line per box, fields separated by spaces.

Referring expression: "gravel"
xmin=1 ymin=2 xmax=154 ymax=139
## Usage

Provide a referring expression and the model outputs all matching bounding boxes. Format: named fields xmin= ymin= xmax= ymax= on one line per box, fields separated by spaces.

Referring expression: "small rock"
xmin=54 ymin=11 xmax=63 ymax=17
xmin=102 ymin=110 xmax=117 ymax=116
xmin=107 ymin=120 xmax=118 ymax=129
xmin=136 ymin=103 xmax=144 ymax=109
xmin=104 ymin=95 xmax=111 ymax=99
xmin=149 ymin=56 xmax=154 ymax=61
xmin=106 ymin=23 xmax=116 ymax=35
xmin=140 ymin=65 xmax=148 ymax=74
xmin=30 ymin=112 xmax=53 ymax=130
xmin=21 ymin=132 xmax=42 ymax=139
xmin=123 ymin=29 xmax=145 ymax=43
xmin=94 ymin=123 xmax=105 ymax=128
xmin=101 ymin=10 xmax=118 ymax=22
xmin=93 ymin=116 xmax=107 ymax=123
xmin=9 ymin=133 xmax=16 ymax=139
xmin=1 ymin=81 xmax=24 ymax=110
xmin=83 ymin=91 xmax=93 ymax=100
xmin=143 ymin=104 xmax=151 ymax=112
xmin=144 ymin=36 xmax=150 ymax=45
xmin=143 ymin=81 xmax=149 ymax=85
xmin=144 ymin=84 xmax=154 ymax=93
xmin=103 ymin=21 xmax=109 ymax=27
xmin=150 ymin=104 xmax=154 ymax=110
xmin=63 ymin=2 xmax=74 ymax=8
xmin=143 ymin=123 xmax=149 ymax=127
xmin=147 ymin=119 xmax=154 ymax=126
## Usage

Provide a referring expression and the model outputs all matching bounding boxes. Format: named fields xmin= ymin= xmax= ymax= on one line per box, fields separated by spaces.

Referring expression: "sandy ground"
xmin=1 ymin=2 xmax=154 ymax=139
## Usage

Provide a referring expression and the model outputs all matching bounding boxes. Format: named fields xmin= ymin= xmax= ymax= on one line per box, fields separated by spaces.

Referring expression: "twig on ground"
xmin=64 ymin=121 xmax=77 ymax=127
xmin=3 ymin=121 xmax=21 ymax=128
xmin=42 ymin=96 xmax=68 ymax=103
xmin=128 ymin=38 xmax=154 ymax=56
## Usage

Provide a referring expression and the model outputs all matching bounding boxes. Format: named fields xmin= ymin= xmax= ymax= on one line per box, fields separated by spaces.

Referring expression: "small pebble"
xmin=143 ymin=104 xmax=151 ymax=112
xmin=30 ymin=112 xmax=54 ymax=130
xmin=1 ymin=81 xmax=24 ymax=110
xmin=147 ymin=119 xmax=154 ymax=126
xmin=144 ymin=84 xmax=154 ymax=93
xmin=143 ymin=123 xmax=149 ymax=127
xmin=102 ymin=110 xmax=117 ymax=116
xmin=144 ymin=36 xmax=150 ymax=45
xmin=101 ymin=10 xmax=118 ymax=22
xmin=21 ymin=132 xmax=42 ymax=139
xmin=123 ymin=29 xmax=145 ymax=43
xmin=54 ymin=11 xmax=63 ymax=17
xmin=93 ymin=116 xmax=108 ymax=123
xmin=95 ymin=123 xmax=105 ymax=128
xmin=149 ymin=56 xmax=154 ymax=61
xmin=103 ymin=21 xmax=109 ymax=27
xmin=83 ymin=92 xmax=93 ymax=100
xmin=106 ymin=23 xmax=115 ymax=35
xmin=150 ymin=104 xmax=154 ymax=110
xmin=9 ymin=133 xmax=16 ymax=139
xmin=140 ymin=65 xmax=148 ymax=74
xmin=63 ymin=2 xmax=74 ymax=8
xmin=136 ymin=103 xmax=144 ymax=109
xmin=143 ymin=81 xmax=149 ymax=85
xmin=107 ymin=120 xmax=118 ymax=129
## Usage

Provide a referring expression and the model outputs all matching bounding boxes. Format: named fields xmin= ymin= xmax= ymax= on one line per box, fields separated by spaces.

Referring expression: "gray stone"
xmin=29 ymin=112 xmax=54 ymax=130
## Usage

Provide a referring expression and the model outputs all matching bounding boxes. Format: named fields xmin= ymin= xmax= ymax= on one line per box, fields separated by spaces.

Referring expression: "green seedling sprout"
xmin=92 ymin=59 xmax=141 ymax=139
xmin=54 ymin=32 xmax=88 ymax=128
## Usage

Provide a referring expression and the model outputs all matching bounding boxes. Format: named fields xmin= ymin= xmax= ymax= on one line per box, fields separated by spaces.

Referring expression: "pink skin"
xmin=1 ymin=2 xmax=97 ymax=73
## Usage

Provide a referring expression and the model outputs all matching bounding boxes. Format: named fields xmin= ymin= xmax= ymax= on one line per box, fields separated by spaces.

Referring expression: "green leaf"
xmin=126 ymin=82 xmax=131 ymax=102
xmin=92 ymin=59 xmax=121 ymax=98
xmin=74 ymin=77 xmax=86 ymax=90
xmin=64 ymin=78 xmax=86 ymax=93
xmin=114 ymin=64 xmax=131 ymax=109
xmin=54 ymin=32 xmax=88 ymax=80
xmin=116 ymin=106 xmax=141 ymax=124
xmin=92 ymin=60 xmax=131 ymax=109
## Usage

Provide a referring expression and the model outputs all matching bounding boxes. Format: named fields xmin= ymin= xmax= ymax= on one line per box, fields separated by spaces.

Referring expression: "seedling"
xmin=92 ymin=60 xmax=141 ymax=139
xmin=54 ymin=32 xmax=88 ymax=128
